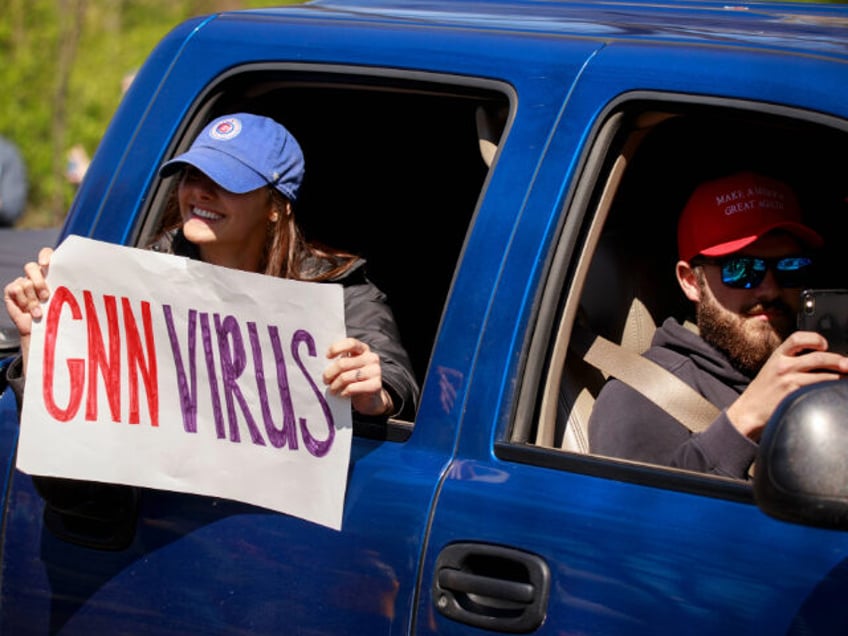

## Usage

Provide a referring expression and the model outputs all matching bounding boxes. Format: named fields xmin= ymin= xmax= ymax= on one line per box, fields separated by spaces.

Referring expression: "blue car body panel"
xmin=2 ymin=1 xmax=848 ymax=633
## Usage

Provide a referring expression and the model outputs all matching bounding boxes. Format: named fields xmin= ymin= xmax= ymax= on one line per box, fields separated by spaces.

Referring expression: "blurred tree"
xmin=0 ymin=0 xmax=303 ymax=228
xmin=50 ymin=0 xmax=86 ymax=223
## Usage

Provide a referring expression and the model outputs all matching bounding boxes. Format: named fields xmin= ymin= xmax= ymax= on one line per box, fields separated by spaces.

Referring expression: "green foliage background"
xmin=0 ymin=0 xmax=303 ymax=228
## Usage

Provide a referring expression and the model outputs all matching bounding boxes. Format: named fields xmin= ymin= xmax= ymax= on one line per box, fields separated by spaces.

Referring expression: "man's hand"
xmin=727 ymin=330 xmax=848 ymax=440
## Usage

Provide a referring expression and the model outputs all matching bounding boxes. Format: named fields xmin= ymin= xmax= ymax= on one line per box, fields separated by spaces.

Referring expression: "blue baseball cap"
xmin=159 ymin=113 xmax=304 ymax=202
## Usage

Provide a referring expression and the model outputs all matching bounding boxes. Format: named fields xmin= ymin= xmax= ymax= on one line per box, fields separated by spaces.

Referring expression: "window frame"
xmin=131 ymin=63 xmax=515 ymax=439
xmin=502 ymin=91 xmax=848 ymax=502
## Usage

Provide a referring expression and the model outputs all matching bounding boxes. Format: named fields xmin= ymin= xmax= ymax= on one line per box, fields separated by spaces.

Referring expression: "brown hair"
xmin=264 ymin=189 xmax=360 ymax=281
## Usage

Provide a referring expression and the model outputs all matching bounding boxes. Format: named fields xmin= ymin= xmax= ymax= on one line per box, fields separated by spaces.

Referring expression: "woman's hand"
xmin=3 ymin=247 xmax=54 ymax=372
xmin=324 ymin=337 xmax=394 ymax=417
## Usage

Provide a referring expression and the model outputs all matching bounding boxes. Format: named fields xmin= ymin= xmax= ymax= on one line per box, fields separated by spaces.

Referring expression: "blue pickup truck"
xmin=3 ymin=0 xmax=848 ymax=633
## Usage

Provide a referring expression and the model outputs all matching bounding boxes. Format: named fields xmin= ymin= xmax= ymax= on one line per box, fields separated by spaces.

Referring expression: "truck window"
xmin=524 ymin=100 xmax=848 ymax=483
xmin=139 ymin=71 xmax=511 ymax=434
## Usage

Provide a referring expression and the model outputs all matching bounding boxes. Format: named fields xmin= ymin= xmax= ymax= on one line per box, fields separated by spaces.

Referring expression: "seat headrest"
xmin=475 ymin=105 xmax=508 ymax=168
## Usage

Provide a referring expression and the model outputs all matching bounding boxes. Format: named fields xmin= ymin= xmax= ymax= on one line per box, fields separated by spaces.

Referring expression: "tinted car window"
xmin=530 ymin=100 xmax=848 ymax=477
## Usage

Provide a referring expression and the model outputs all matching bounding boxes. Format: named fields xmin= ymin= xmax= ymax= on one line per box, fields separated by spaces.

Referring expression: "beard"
xmin=696 ymin=276 xmax=794 ymax=377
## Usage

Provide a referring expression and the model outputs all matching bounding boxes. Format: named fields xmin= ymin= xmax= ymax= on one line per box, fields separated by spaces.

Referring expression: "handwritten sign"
xmin=16 ymin=235 xmax=352 ymax=530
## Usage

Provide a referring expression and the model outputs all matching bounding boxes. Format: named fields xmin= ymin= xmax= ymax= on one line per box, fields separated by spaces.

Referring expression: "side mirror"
xmin=754 ymin=379 xmax=848 ymax=530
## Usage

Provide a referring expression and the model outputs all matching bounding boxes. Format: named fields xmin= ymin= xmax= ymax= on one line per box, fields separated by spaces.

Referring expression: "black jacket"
xmin=588 ymin=317 xmax=757 ymax=479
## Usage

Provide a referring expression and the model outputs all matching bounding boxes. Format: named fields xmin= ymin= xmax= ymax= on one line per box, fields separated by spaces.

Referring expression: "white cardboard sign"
xmin=16 ymin=235 xmax=352 ymax=530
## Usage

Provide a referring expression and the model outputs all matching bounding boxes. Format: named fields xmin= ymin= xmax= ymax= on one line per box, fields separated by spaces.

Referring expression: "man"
xmin=588 ymin=171 xmax=848 ymax=479
xmin=0 ymin=135 xmax=27 ymax=227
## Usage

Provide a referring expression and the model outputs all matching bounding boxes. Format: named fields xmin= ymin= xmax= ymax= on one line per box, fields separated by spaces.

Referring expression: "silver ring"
xmin=355 ymin=369 xmax=362 ymax=382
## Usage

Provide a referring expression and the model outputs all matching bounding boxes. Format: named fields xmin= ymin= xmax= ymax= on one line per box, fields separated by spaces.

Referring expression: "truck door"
xmin=416 ymin=41 xmax=848 ymax=635
xmin=0 ymin=62 xmax=514 ymax=635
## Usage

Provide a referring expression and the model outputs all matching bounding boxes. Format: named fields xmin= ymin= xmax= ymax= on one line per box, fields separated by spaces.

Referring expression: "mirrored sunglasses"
xmin=693 ymin=255 xmax=814 ymax=290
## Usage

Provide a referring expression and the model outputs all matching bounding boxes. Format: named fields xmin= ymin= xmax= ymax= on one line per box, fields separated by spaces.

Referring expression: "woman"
xmin=4 ymin=113 xmax=419 ymax=420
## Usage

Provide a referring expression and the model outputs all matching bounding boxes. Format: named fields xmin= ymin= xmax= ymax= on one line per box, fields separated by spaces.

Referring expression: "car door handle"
xmin=432 ymin=542 xmax=550 ymax=633
xmin=438 ymin=569 xmax=535 ymax=604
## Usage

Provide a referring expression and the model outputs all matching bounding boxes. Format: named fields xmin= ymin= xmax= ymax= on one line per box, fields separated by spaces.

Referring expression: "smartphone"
xmin=798 ymin=289 xmax=848 ymax=355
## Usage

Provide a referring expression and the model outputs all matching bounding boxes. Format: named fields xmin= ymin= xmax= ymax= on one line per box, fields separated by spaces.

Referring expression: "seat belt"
xmin=570 ymin=324 xmax=720 ymax=433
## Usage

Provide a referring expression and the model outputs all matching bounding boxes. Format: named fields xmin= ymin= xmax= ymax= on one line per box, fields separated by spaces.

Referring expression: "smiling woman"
xmin=4 ymin=113 xmax=420 ymax=422
xmin=176 ymin=166 xmax=278 ymax=272
xmin=152 ymin=113 xmax=419 ymax=418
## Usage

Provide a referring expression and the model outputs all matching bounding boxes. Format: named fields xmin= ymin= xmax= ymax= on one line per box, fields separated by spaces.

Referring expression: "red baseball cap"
xmin=677 ymin=171 xmax=823 ymax=262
